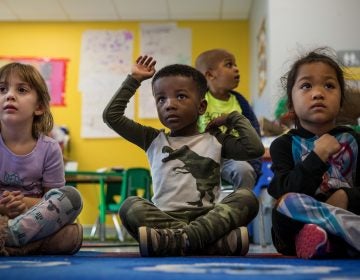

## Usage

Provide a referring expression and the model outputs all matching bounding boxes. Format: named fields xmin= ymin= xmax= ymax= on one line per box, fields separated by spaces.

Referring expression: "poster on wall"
xmin=78 ymin=30 xmax=134 ymax=138
xmin=139 ymin=23 xmax=192 ymax=119
xmin=0 ymin=57 xmax=67 ymax=106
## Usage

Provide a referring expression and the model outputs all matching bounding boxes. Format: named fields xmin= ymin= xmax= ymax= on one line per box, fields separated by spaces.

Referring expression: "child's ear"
xmin=198 ymin=98 xmax=207 ymax=115
xmin=205 ymin=69 xmax=215 ymax=80
xmin=34 ymin=103 xmax=45 ymax=116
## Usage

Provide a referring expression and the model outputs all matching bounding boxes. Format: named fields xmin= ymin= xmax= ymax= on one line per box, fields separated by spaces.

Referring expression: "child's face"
xmin=0 ymin=73 xmax=43 ymax=127
xmin=208 ymin=55 xmax=240 ymax=92
xmin=291 ymin=62 xmax=341 ymax=132
xmin=153 ymin=75 xmax=207 ymax=137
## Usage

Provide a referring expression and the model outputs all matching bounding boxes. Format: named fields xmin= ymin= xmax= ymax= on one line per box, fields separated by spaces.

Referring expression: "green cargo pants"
xmin=119 ymin=187 xmax=259 ymax=252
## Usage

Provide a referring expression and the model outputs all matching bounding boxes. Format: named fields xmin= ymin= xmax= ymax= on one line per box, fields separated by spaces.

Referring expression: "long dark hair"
xmin=281 ymin=47 xmax=345 ymax=128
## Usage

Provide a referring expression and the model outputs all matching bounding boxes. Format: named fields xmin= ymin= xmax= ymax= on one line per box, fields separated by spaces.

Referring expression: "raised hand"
xmin=0 ymin=190 xmax=27 ymax=218
xmin=131 ymin=55 xmax=157 ymax=83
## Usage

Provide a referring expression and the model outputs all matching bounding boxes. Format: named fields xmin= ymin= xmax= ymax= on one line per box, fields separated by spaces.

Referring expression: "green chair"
xmin=90 ymin=167 xmax=152 ymax=241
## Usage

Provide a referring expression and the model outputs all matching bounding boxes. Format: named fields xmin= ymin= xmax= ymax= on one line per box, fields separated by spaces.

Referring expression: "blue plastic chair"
xmin=219 ymin=160 xmax=274 ymax=246
xmin=250 ymin=160 xmax=274 ymax=246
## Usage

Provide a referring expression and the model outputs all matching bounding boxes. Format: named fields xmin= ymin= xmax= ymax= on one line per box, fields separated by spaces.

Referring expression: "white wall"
xmin=250 ymin=0 xmax=360 ymax=120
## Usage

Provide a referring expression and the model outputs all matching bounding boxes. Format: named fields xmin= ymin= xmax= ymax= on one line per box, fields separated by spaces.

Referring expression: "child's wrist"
xmin=130 ymin=74 xmax=143 ymax=83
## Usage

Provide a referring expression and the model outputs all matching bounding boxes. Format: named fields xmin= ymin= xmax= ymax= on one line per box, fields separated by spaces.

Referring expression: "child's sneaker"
xmin=138 ymin=226 xmax=249 ymax=257
xmin=295 ymin=224 xmax=331 ymax=259
xmin=138 ymin=226 xmax=187 ymax=257
xmin=204 ymin=227 xmax=249 ymax=256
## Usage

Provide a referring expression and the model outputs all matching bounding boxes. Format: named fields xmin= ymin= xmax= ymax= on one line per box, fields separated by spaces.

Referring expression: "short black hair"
xmin=195 ymin=48 xmax=234 ymax=74
xmin=152 ymin=64 xmax=208 ymax=98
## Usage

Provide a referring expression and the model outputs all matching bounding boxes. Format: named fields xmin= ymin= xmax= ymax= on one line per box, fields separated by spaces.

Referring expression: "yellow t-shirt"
xmin=198 ymin=91 xmax=242 ymax=134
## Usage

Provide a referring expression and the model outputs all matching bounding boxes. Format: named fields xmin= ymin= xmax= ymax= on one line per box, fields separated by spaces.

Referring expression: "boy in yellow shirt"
xmin=196 ymin=49 xmax=262 ymax=191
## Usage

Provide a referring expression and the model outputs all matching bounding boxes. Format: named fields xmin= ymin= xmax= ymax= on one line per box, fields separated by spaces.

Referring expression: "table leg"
xmin=99 ymin=177 xmax=106 ymax=242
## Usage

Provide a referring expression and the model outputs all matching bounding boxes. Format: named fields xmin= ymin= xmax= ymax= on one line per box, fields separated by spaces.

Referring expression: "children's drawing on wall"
xmin=139 ymin=23 xmax=192 ymax=119
xmin=78 ymin=30 xmax=134 ymax=138
xmin=0 ymin=57 xmax=67 ymax=106
xmin=257 ymin=19 xmax=267 ymax=97
xmin=79 ymin=30 xmax=134 ymax=138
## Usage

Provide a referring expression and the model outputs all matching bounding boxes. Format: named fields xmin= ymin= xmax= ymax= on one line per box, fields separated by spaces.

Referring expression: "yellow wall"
xmin=0 ymin=21 xmax=249 ymax=224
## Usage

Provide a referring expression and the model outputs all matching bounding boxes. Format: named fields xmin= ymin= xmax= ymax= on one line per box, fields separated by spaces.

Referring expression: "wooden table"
xmin=65 ymin=170 xmax=123 ymax=241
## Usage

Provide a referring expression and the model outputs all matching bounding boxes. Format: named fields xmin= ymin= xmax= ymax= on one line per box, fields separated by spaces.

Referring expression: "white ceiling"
xmin=0 ymin=0 xmax=253 ymax=21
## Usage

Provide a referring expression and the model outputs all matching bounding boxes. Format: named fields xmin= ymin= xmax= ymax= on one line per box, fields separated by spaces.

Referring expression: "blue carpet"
xmin=1 ymin=251 xmax=360 ymax=280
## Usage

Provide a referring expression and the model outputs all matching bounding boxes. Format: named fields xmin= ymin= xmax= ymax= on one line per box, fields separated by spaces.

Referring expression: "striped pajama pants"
xmin=272 ymin=192 xmax=360 ymax=255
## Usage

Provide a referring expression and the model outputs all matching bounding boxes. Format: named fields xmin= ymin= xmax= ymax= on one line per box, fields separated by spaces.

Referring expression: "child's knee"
xmin=236 ymin=187 xmax=258 ymax=201
xmin=274 ymin=192 xmax=307 ymax=216
xmin=59 ymin=186 xmax=83 ymax=211
xmin=276 ymin=192 xmax=299 ymax=206
xmin=45 ymin=186 xmax=83 ymax=213
xmin=118 ymin=196 xmax=147 ymax=240
xmin=119 ymin=196 xmax=143 ymax=221
xmin=246 ymin=189 xmax=260 ymax=219
xmin=232 ymin=188 xmax=259 ymax=218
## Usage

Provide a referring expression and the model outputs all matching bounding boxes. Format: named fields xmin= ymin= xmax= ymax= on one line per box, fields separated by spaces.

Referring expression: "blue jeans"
xmin=221 ymin=159 xmax=256 ymax=189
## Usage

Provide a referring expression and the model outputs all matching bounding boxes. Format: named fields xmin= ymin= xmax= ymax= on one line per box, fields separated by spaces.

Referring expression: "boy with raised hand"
xmin=103 ymin=55 xmax=264 ymax=257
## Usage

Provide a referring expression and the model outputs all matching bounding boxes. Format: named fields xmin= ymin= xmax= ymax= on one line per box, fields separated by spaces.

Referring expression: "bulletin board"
xmin=0 ymin=56 xmax=68 ymax=106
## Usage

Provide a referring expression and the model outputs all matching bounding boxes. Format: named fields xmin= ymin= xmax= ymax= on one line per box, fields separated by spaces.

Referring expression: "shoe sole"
xmin=70 ymin=223 xmax=83 ymax=255
xmin=138 ymin=226 xmax=150 ymax=257
xmin=295 ymin=224 xmax=328 ymax=259
xmin=238 ymin=227 xmax=249 ymax=256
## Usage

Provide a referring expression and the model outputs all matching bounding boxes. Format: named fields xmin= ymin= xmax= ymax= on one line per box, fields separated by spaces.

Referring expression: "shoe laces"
xmin=156 ymin=228 xmax=186 ymax=256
